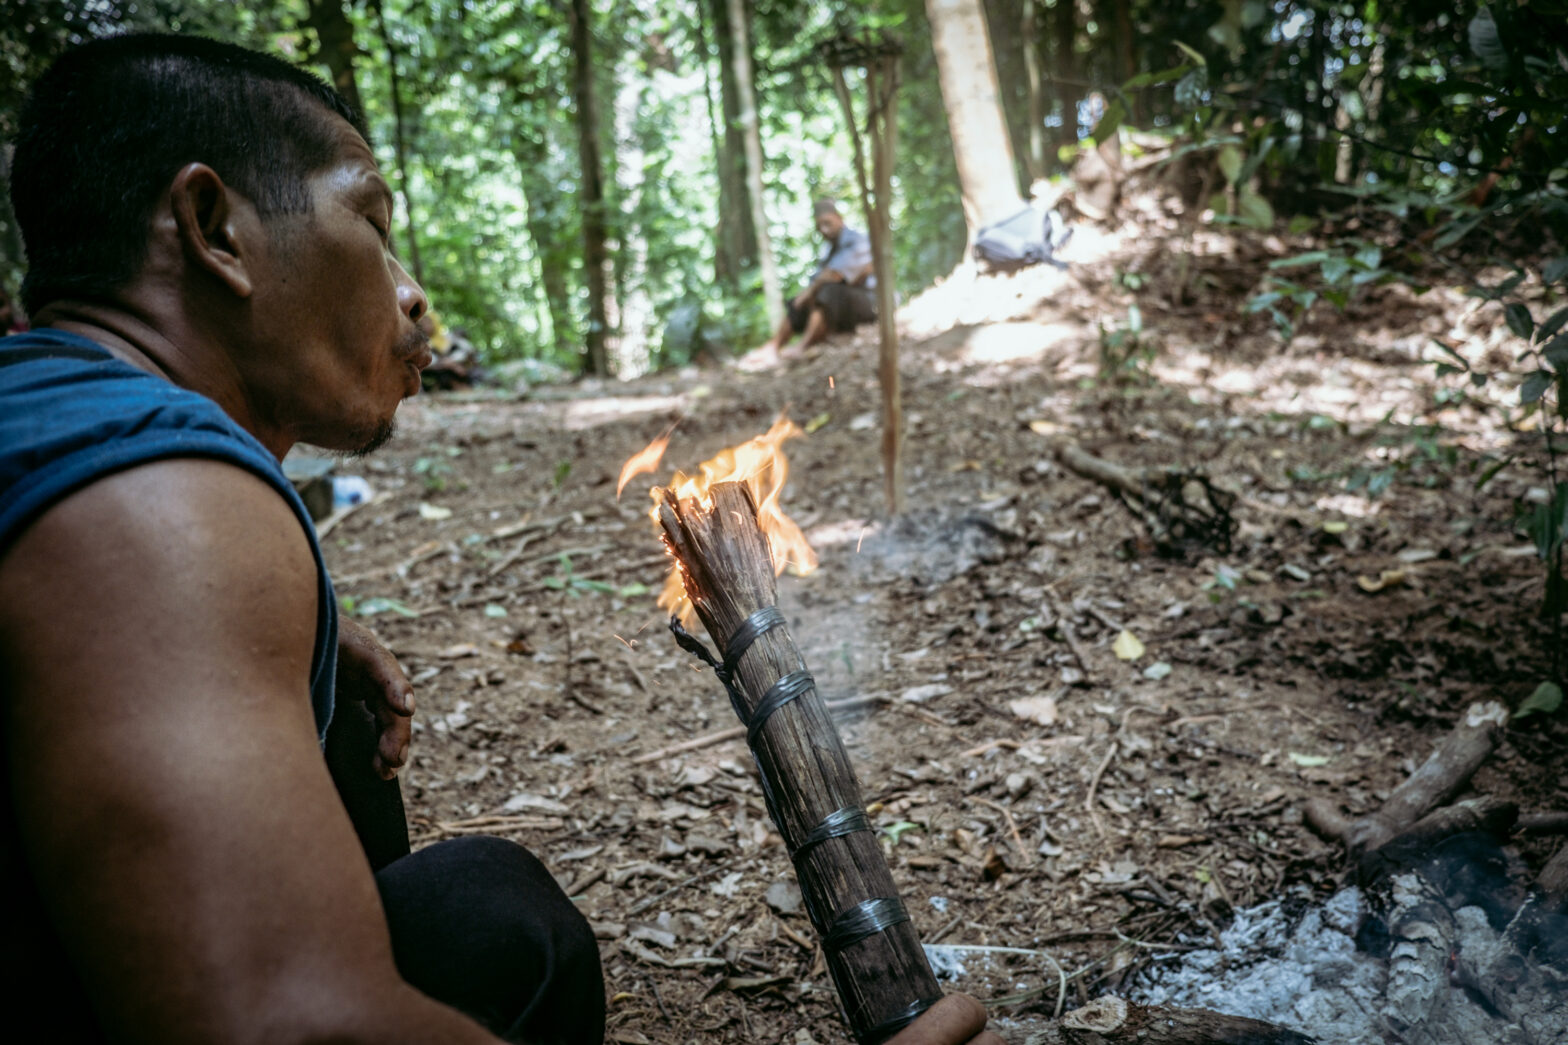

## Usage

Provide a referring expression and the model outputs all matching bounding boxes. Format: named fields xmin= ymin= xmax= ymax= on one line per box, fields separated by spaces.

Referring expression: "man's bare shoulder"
xmin=0 ymin=455 xmax=316 ymax=658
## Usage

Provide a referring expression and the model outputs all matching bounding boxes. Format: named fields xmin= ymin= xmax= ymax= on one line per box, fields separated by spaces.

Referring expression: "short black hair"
xmin=8 ymin=33 xmax=367 ymax=316
xmin=812 ymin=198 xmax=841 ymax=219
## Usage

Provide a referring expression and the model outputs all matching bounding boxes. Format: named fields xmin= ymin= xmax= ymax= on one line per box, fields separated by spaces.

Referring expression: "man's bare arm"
xmin=0 ymin=459 xmax=507 ymax=1045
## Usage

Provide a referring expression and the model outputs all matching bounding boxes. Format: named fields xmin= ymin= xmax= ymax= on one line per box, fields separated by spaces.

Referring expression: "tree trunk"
xmin=368 ymin=0 xmax=424 ymax=288
xmin=1052 ymin=0 xmax=1080 ymax=148
xmin=304 ymin=0 xmax=365 ymax=118
xmin=568 ymin=0 xmax=612 ymax=377
xmin=1021 ymin=0 xmax=1046 ymax=182
xmin=725 ymin=0 xmax=782 ymax=330
xmin=1110 ymin=0 xmax=1137 ymax=120
xmin=693 ymin=2 xmax=736 ymax=289
xmin=707 ymin=0 xmax=759 ymax=289
xmin=982 ymin=0 xmax=1033 ymax=191
xmin=511 ymin=134 xmax=576 ymax=360
xmin=926 ymin=0 xmax=1024 ymax=238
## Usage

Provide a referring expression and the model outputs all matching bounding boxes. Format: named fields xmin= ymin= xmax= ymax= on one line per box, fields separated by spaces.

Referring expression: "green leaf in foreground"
xmin=356 ymin=596 xmax=419 ymax=618
xmin=1506 ymin=303 xmax=1535 ymax=340
xmin=1514 ymin=682 xmax=1563 ymax=719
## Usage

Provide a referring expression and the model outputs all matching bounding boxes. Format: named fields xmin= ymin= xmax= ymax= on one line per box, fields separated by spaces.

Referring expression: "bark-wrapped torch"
xmin=657 ymin=481 xmax=942 ymax=1044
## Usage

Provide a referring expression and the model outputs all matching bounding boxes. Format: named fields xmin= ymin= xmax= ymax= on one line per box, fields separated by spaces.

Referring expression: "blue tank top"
xmin=0 ymin=328 xmax=337 ymax=739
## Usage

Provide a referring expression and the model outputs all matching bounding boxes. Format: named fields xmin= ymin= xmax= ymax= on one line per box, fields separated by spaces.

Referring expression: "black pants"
xmin=325 ymin=702 xmax=606 ymax=1045
xmin=785 ymin=282 xmax=877 ymax=334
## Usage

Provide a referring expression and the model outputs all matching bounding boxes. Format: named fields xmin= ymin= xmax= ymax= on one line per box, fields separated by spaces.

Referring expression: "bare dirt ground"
xmin=317 ymin=195 xmax=1567 ymax=1044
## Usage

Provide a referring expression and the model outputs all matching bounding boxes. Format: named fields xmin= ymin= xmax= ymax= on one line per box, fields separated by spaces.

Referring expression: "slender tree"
xmin=368 ymin=0 xmax=424 ymax=288
xmin=725 ymin=0 xmax=781 ymax=330
xmin=304 ymin=0 xmax=366 ymax=118
xmin=568 ymin=0 xmax=612 ymax=376
xmin=705 ymin=0 xmax=759 ymax=291
xmin=1052 ymin=0 xmax=1080 ymax=147
xmin=925 ymin=0 xmax=1024 ymax=238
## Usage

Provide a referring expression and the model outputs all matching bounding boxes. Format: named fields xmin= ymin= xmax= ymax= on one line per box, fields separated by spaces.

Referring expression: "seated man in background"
xmin=0 ymin=31 xmax=1000 ymax=1045
xmin=743 ymin=198 xmax=877 ymax=368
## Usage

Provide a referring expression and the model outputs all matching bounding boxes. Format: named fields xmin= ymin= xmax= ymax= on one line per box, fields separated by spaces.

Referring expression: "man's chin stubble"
xmin=348 ymin=417 xmax=397 ymax=457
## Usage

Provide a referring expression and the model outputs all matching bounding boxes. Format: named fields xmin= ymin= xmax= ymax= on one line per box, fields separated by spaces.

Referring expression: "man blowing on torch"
xmin=0 ymin=33 xmax=1000 ymax=1045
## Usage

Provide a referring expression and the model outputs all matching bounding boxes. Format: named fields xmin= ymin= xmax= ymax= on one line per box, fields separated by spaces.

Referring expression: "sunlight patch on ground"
xmin=898 ymin=221 xmax=1118 ymax=338
xmin=957 ymin=320 xmax=1080 ymax=365
xmin=558 ymin=393 xmax=691 ymax=431
xmin=1314 ymin=492 xmax=1384 ymax=518
xmin=805 ymin=517 xmax=878 ymax=548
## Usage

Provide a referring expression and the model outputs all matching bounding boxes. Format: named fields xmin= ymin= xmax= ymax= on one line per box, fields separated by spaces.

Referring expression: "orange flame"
xmin=621 ymin=416 xmax=818 ymax=622
xmin=616 ymin=430 xmax=671 ymax=499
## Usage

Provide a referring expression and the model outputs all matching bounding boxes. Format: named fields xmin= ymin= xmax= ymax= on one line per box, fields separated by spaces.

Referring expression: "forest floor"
xmin=316 ymin=187 xmax=1567 ymax=1044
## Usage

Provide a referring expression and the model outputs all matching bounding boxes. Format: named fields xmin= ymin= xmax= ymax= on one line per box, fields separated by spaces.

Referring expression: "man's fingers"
xmin=338 ymin=618 xmax=416 ymax=715
xmin=372 ymin=701 xmax=412 ymax=778
xmin=885 ymin=995 xmax=989 ymax=1045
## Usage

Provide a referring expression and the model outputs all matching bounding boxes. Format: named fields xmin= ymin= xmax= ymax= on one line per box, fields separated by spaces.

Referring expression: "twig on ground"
xmin=409 ymin=814 xmax=564 ymax=845
xmin=485 ymin=532 xmax=539 ymax=579
xmin=621 ymin=654 xmax=652 ymax=696
xmin=1518 ymin=811 xmax=1568 ymax=835
xmin=1046 ymin=594 xmax=1094 ymax=681
xmin=1085 ymin=603 xmax=1124 ymax=634
xmin=621 ymin=938 xmax=727 ymax=969
xmin=648 ymin=978 xmax=673 ymax=1025
xmin=1086 ymin=740 xmax=1119 ymax=838
xmin=629 ymin=695 xmax=887 ymax=764
xmin=972 ymin=797 xmax=1035 ymax=867
xmin=774 ymin=916 xmax=815 ymax=951
xmin=626 ymin=859 xmax=739 ymax=916
xmin=960 ymin=738 xmax=1022 ymax=758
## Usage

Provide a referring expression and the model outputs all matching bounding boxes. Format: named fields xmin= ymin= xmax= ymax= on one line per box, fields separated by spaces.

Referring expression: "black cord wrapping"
xmin=722 ymin=605 xmax=786 ymax=674
xmin=669 ymin=609 xmax=921 ymax=1037
xmin=859 ymin=997 xmax=944 ymax=1045
xmin=823 ymin=896 xmax=910 ymax=952
xmin=668 ymin=615 xmax=749 ymax=724
xmin=794 ymin=806 xmax=872 ymax=858
xmin=746 ymin=670 xmax=815 ymax=746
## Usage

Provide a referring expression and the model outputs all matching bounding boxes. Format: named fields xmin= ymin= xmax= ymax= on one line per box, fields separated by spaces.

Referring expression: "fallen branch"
xmin=630 ymin=694 xmax=887 ymax=765
xmin=1305 ymin=701 xmax=1508 ymax=865
xmin=1058 ymin=443 xmax=1237 ymax=554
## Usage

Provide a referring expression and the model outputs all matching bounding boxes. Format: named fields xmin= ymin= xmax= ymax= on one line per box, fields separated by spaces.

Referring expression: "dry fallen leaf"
xmin=1113 ymin=629 xmax=1146 ymax=661
xmin=417 ymin=502 xmax=453 ymax=521
xmin=1356 ymin=569 xmax=1406 ymax=593
xmin=1008 ymin=695 xmax=1059 ymax=725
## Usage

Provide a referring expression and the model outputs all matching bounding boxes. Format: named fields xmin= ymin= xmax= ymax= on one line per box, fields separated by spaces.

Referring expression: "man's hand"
xmin=886 ymin=995 xmax=1007 ymax=1045
xmin=821 ymin=268 xmax=847 ymax=283
xmin=336 ymin=616 xmax=414 ymax=779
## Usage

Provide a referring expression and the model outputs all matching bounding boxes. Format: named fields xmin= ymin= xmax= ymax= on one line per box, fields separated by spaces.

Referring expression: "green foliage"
xmin=1515 ymin=681 xmax=1564 ymax=720
xmin=1096 ymin=303 xmax=1153 ymax=382
xmin=541 ymin=553 xmax=646 ymax=598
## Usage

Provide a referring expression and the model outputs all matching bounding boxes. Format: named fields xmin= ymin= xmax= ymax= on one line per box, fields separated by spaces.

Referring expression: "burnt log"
xmin=1304 ymin=701 xmax=1508 ymax=868
xmin=657 ymin=481 xmax=941 ymax=1044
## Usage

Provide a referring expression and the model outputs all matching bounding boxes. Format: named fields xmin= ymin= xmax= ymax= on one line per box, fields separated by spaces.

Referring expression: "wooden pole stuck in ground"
xmin=824 ymin=30 xmax=905 ymax=514
xmin=657 ymin=481 xmax=941 ymax=1044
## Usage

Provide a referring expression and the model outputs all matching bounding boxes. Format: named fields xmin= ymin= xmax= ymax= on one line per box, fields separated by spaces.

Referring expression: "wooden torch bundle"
xmin=657 ymin=481 xmax=943 ymax=1044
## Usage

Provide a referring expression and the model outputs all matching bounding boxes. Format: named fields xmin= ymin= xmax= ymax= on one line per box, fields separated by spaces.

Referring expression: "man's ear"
xmin=169 ymin=163 xmax=255 ymax=300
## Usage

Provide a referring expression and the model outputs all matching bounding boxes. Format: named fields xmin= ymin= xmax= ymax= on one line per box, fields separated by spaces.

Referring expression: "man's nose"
xmin=393 ymin=256 xmax=429 ymax=323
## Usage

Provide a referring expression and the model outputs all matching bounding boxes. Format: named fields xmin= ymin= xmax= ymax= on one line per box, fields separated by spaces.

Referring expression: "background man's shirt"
xmin=816 ymin=226 xmax=877 ymax=289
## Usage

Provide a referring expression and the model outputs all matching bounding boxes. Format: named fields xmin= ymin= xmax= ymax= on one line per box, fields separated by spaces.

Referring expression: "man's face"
xmin=242 ymin=117 xmax=430 ymax=455
xmin=815 ymin=210 xmax=844 ymax=240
